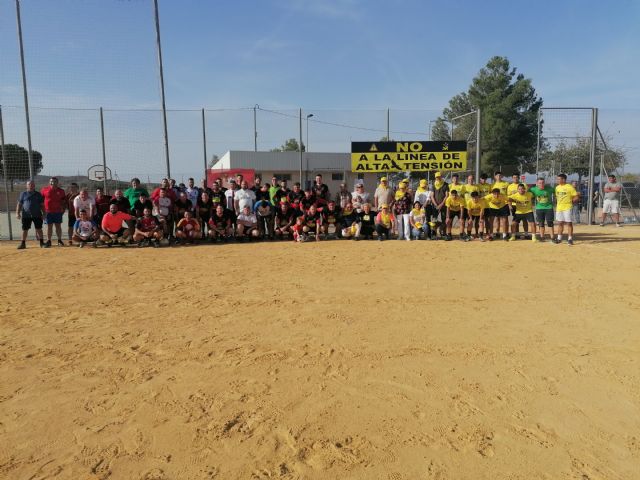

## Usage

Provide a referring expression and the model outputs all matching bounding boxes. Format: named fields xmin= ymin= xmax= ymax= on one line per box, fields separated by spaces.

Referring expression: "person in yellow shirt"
xmin=463 ymin=174 xmax=479 ymax=202
xmin=478 ymin=173 xmax=492 ymax=197
xmin=507 ymin=173 xmax=530 ymax=238
xmin=553 ymin=173 xmax=579 ymax=245
xmin=508 ymin=184 xmax=538 ymax=242
xmin=448 ymin=173 xmax=465 ymax=200
xmin=465 ymin=191 xmax=486 ymax=241
xmin=483 ymin=188 xmax=509 ymax=240
xmin=492 ymin=171 xmax=509 ymax=237
xmin=444 ymin=189 xmax=466 ymax=240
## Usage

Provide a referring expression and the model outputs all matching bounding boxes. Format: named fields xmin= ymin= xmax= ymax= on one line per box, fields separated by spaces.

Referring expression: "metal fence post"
xmin=15 ymin=0 xmax=34 ymax=180
xmin=0 ymin=106 xmax=14 ymax=240
xmin=535 ymin=108 xmax=541 ymax=176
xmin=299 ymin=108 xmax=303 ymax=187
xmin=99 ymin=107 xmax=108 ymax=193
xmin=587 ymin=107 xmax=598 ymax=224
xmin=153 ymin=0 xmax=171 ymax=179
xmin=475 ymin=108 xmax=481 ymax=179
xmin=202 ymin=108 xmax=208 ymax=185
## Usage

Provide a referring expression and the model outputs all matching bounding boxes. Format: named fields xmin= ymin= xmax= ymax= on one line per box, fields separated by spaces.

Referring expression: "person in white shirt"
xmin=73 ymin=188 xmax=96 ymax=219
xmin=185 ymin=177 xmax=200 ymax=209
xmin=234 ymin=180 xmax=256 ymax=215
xmin=224 ymin=180 xmax=237 ymax=211
xmin=351 ymin=182 xmax=370 ymax=213
xmin=236 ymin=205 xmax=259 ymax=240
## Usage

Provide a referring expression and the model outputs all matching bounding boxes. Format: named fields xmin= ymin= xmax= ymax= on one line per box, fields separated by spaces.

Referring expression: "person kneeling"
xmin=175 ymin=210 xmax=201 ymax=244
xmin=375 ymin=204 xmax=395 ymax=241
xmin=133 ymin=207 xmax=163 ymax=247
xmin=100 ymin=204 xmax=132 ymax=246
xmin=72 ymin=209 xmax=98 ymax=247
xmin=236 ymin=205 xmax=259 ymax=241
xmin=208 ymin=205 xmax=233 ymax=242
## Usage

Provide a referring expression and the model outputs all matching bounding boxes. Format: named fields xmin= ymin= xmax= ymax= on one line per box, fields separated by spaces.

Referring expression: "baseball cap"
xmin=419 ymin=179 xmax=427 ymax=186
xmin=380 ymin=177 xmax=387 ymax=181
xmin=434 ymin=172 xmax=442 ymax=177
xmin=381 ymin=204 xmax=388 ymax=208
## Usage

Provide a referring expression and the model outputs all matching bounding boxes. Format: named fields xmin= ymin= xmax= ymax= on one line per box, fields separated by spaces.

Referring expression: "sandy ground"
xmin=1 ymin=225 xmax=639 ymax=480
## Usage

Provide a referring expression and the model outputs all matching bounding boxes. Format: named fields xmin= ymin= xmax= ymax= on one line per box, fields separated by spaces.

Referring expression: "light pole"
xmin=306 ymin=113 xmax=313 ymax=152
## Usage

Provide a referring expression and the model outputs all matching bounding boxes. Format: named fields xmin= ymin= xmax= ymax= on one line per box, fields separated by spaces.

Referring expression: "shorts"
xmin=602 ymin=199 xmax=620 ymax=214
xmin=22 ymin=216 xmax=43 ymax=231
xmin=105 ymin=227 xmax=127 ymax=237
xmin=513 ymin=212 xmax=534 ymax=223
xmin=68 ymin=215 xmax=76 ymax=228
xmin=535 ymin=209 xmax=554 ymax=227
xmin=45 ymin=212 xmax=63 ymax=224
xmin=496 ymin=205 xmax=510 ymax=217
xmin=447 ymin=209 xmax=461 ymax=220
xmin=555 ymin=209 xmax=572 ymax=223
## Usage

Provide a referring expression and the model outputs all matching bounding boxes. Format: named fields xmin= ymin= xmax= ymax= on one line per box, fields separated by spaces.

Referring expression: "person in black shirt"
xmin=300 ymin=189 xmax=316 ymax=213
xmin=313 ymin=174 xmax=330 ymax=201
xmin=303 ymin=204 xmax=322 ymax=241
xmin=131 ymin=193 xmax=153 ymax=218
xmin=321 ymin=201 xmax=342 ymax=238
xmin=357 ymin=203 xmax=375 ymax=240
xmin=207 ymin=204 xmax=233 ymax=241
xmin=174 ymin=191 xmax=193 ymax=221
xmin=255 ymin=199 xmax=274 ymax=239
xmin=273 ymin=180 xmax=290 ymax=205
xmin=196 ymin=191 xmax=213 ymax=237
xmin=274 ymin=202 xmax=296 ymax=239
xmin=251 ymin=176 xmax=262 ymax=193
xmin=288 ymin=183 xmax=305 ymax=210
xmin=255 ymin=183 xmax=271 ymax=203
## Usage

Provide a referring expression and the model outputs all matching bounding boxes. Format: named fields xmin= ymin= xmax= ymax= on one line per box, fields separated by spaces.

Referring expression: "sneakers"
xmin=44 ymin=240 xmax=51 ymax=248
xmin=552 ymin=238 xmax=561 ymax=244
xmin=17 ymin=242 xmax=26 ymax=250
xmin=599 ymin=223 xmax=604 ymax=227
xmin=57 ymin=240 xmax=65 ymax=247
xmin=39 ymin=239 xmax=45 ymax=248
xmin=616 ymin=223 xmax=622 ymax=227
xmin=508 ymin=236 xmax=516 ymax=242
xmin=568 ymin=238 xmax=574 ymax=246
xmin=531 ymin=236 xmax=539 ymax=243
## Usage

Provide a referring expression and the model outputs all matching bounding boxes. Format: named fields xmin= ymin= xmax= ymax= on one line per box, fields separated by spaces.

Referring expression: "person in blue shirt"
xmin=16 ymin=180 xmax=45 ymax=250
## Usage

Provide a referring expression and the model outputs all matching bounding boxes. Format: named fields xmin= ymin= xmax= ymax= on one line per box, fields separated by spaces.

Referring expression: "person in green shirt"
xmin=529 ymin=177 xmax=555 ymax=242
xmin=268 ymin=176 xmax=280 ymax=205
xmin=123 ymin=178 xmax=150 ymax=209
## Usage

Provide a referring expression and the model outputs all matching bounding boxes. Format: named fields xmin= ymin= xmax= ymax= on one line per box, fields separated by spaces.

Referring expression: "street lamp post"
xmin=306 ymin=113 xmax=314 ymax=152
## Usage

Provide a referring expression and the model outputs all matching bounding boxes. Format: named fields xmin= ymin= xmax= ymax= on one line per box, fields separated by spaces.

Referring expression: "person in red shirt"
xmin=133 ymin=207 xmax=163 ymax=247
xmin=100 ymin=203 xmax=133 ymax=246
xmin=175 ymin=210 xmax=201 ymax=245
xmin=40 ymin=177 xmax=67 ymax=248
xmin=151 ymin=178 xmax=177 ymax=203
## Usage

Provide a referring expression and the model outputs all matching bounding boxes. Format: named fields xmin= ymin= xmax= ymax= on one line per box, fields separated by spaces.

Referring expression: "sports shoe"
xmin=508 ymin=236 xmax=516 ymax=242
xmin=57 ymin=240 xmax=65 ymax=247
xmin=17 ymin=242 xmax=26 ymax=250
xmin=567 ymin=239 xmax=574 ymax=246
xmin=531 ymin=236 xmax=539 ymax=243
xmin=616 ymin=223 xmax=622 ymax=227
xmin=44 ymin=240 xmax=51 ymax=248
xmin=599 ymin=223 xmax=604 ymax=227
xmin=78 ymin=242 xmax=84 ymax=248
xmin=552 ymin=238 xmax=560 ymax=244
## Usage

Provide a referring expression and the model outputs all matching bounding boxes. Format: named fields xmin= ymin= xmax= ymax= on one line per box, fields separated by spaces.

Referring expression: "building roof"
xmin=211 ymin=151 xmax=350 ymax=172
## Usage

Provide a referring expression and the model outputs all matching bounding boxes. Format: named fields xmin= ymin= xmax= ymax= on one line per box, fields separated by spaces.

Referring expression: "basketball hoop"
xmin=88 ymin=164 xmax=112 ymax=182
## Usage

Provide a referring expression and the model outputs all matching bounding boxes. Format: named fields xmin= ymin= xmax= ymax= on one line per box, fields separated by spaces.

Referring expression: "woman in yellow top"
xmin=408 ymin=201 xmax=430 ymax=240
xmin=444 ymin=189 xmax=466 ymax=241
xmin=375 ymin=204 xmax=396 ymax=241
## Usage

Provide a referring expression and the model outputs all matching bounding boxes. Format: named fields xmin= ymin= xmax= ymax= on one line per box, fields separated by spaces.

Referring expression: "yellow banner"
xmin=351 ymin=151 xmax=467 ymax=172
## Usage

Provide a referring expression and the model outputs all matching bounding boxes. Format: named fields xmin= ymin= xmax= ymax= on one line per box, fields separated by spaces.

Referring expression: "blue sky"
xmin=1 ymin=0 xmax=639 ymax=180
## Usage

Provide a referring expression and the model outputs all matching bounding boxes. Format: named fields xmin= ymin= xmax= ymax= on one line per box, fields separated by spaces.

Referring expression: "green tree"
xmin=271 ymin=138 xmax=305 ymax=152
xmin=0 ymin=144 xmax=43 ymax=190
xmin=434 ymin=56 xmax=542 ymax=173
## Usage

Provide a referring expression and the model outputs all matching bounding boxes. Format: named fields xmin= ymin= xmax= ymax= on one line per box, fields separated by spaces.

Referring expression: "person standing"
xmin=430 ymin=172 xmax=448 ymax=238
xmin=16 ymin=180 xmax=45 ymax=249
xmin=529 ymin=177 xmax=555 ymax=242
xmin=185 ymin=177 xmax=200 ymax=209
xmin=351 ymin=182 xmax=370 ymax=213
xmin=40 ymin=177 xmax=67 ymax=247
xmin=508 ymin=184 xmax=538 ymax=242
xmin=65 ymin=183 xmax=80 ymax=243
xmin=601 ymin=174 xmax=622 ymax=227
xmin=553 ymin=173 xmax=579 ymax=245
xmin=373 ymin=177 xmax=394 ymax=210
xmin=313 ymin=174 xmax=330 ymax=201
xmin=393 ymin=180 xmax=412 ymax=241
xmin=570 ymin=180 xmax=582 ymax=224
xmin=335 ymin=183 xmax=352 ymax=209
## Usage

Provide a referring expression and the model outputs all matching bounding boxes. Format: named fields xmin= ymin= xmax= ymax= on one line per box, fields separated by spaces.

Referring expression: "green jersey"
xmin=529 ymin=185 xmax=554 ymax=210
xmin=123 ymin=186 xmax=150 ymax=208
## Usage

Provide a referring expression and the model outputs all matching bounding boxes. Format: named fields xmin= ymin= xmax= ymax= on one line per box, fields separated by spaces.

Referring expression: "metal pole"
xmin=153 ymin=0 xmax=170 ymax=178
xmin=0 ymin=106 xmax=14 ymax=240
xmin=475 ymin=108 xmax=481 ymax=180
xmin=201 ymin=108 xmax=208 ymax=186
xmin=15 ymin=0 xmax=34 ymax=180
xmin=253 ymin=104 xmax=258 ymax=152
xmin=587 ymin=108 xmax=598 ymax=224
xmin=598 ymin=153 xmax=604 ymax=209
xmin=535 ymin=108 xmax=541 ymax=177
xmin=386 ymin=108 xmax=390 ymax=140
xmin=299 ymin=108 xmax=303 ymax=187
xmin=99 ymin=107 xmax=108 ymax=193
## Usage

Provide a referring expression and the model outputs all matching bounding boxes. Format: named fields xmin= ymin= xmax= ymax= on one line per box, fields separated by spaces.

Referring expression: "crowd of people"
xmin=15 ymin=171 xmax=624 ymax=249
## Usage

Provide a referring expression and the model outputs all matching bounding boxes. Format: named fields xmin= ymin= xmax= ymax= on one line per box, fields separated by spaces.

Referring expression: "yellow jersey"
xmin=466 ymin=198 xmax=486 ymax=216
xmin=478 ymin=182 xmax=492 ymax=196
xmin=493 ymin=181 xmax=509 ymax=195
xmin=448 ymin=183 xmax=465 ymax=196
xmin=484 ymin=193 xmax=508 ymax=209
xmin=508 ymin=192 xmax=534 ymax=214
xmin=555 ymin=184 xmax=578 ymax=212
xmin=507 ymin=182 xmax=527 ymax=196
xmin=445 ymin=195 xmax=465 ymax=211
xmin=463 ymin=183 xmax=479 ymax=201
